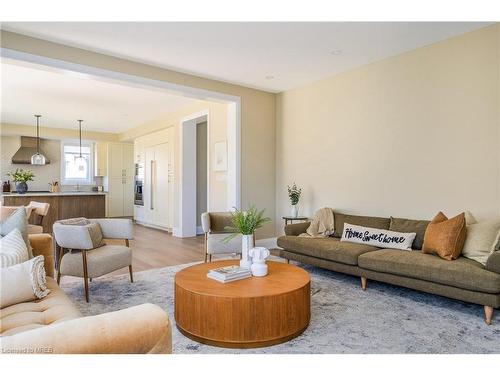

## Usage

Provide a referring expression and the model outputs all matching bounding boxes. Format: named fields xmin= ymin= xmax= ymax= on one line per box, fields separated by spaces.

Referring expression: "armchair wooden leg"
xmin=82 ymin=250 xmax=89 ymax=303
xmin=286 ymin=259 xmax=290 ymax=264
xmin=129 ymin=265 xmax=134 ymax=283
xmin=209 ymin=254 xmax=212 ymax=262
xmin=57 ymin=246 xmax=64 ymax=285
xmin=361 ymin=277 xmax=367 ymax=291
xmin=484 ymin=306 xmax=493 ymax=325
xmin=205 ymin=253 xmax=208 ymax=263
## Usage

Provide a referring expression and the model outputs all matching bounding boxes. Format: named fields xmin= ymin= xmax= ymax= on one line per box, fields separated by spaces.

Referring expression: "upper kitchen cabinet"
xmin=105 ymin=142 xmax=134 ymax=217
xmin=94 ymin=142 xmax=108 ymax=176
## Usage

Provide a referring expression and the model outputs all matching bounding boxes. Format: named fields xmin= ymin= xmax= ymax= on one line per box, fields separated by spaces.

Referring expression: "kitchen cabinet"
xmin=134 ymin=127 xmax=174 ymax=230
xmin=106 ymin=142 xmax=134 ymax=217
xmin=94 ymin=142 xmax=108 ymax=176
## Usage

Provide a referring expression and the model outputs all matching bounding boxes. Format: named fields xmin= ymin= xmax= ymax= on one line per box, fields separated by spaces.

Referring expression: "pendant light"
xmin=31 ymin=115 xmax=47 ymax=165
xmin=75 ymin=119 xmax=86 ymax=172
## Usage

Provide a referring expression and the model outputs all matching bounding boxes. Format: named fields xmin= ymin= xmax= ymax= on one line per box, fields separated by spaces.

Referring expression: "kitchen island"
xmin=2 ymin=191 xmax=106 ymax=233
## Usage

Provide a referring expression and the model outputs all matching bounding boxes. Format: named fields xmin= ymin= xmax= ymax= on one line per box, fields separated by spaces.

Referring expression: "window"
xmin=61 ymin=141 xmax=93 ymax=185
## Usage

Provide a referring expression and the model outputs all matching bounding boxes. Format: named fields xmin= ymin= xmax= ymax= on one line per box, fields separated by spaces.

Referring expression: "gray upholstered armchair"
xmin=53 ymin=218 xmax=134 ymax=302
xmin=201 ymin=212 xmax=243 ymax=262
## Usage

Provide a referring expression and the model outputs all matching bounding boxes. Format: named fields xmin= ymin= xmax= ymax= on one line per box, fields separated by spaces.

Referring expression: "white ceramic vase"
xmin=240 ymin=234 xmax=254 ymax=269
xmin=249 ymin=247 xmax=270 ymax=277
xmin=291 ymin=204 xmax=299 ymax=218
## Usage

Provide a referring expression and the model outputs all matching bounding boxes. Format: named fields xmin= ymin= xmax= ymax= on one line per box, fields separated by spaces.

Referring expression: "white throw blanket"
xmin=300 ymin=207 xmax=335 ymax=237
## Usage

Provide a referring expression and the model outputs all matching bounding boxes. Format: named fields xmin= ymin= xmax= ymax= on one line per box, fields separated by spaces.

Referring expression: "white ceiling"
xmin=1 ymin=62 xmax=201 ymax=133
xmin=1 ymin=22 xmax=492 ymax=92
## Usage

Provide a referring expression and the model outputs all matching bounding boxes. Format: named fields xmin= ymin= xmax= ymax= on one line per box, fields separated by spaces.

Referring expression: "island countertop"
xmin=1 ymin=191 xmax=107 ymax=197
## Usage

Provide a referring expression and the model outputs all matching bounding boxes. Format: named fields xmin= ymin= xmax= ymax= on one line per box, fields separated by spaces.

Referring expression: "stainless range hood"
xmin=11 ymin=136 xmax=51 ymax=164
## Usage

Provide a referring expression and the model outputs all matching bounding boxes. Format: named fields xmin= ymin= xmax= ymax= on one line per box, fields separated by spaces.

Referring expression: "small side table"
xmin=283 ymin=216 xmax=309 ymax=226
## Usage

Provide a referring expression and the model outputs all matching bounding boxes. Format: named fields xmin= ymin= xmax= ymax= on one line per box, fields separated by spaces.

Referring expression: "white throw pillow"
xmin=341 ymin=223 xmax=416 ymax=250
xmin=0 ymin=255 xmax=50 ymax=308
xmin=462 ymin=218 xmax=500 ymax=265
xmin=0 ymin=228 xmax=29 ymax=267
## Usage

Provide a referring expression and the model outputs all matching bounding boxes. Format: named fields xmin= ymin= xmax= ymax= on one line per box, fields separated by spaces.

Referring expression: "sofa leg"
xmin=209 ymin=254 xmax=212 ymax=262
xmin=484 ymin=306 xmax=493 ymax=325
xmin=204 ymin=253 xmax=208 ymax=263
xmin=361 ymin=277 xmax=367 ymax=291
xmin=286 ymin=258 xmax=290 ymax=264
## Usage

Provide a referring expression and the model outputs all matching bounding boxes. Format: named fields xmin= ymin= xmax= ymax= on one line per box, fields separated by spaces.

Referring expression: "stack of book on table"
xmin=207 ymin=265 xmax=252 ymax=283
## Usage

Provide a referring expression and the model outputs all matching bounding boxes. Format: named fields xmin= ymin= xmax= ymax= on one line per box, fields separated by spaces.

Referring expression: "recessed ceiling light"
xmin=330 ymin=49 xmax=343 ymax=55
xmin=265 ymin=75 xmax=275 ymax=80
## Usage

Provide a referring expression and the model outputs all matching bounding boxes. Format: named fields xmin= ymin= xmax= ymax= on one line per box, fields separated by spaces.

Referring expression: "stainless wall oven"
xmin=134 ymin=163 xmax=144 ymax=206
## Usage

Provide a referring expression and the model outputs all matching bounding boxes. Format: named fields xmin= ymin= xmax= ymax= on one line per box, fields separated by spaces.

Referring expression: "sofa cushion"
xmin=333 ymin=213 xmax=390 ymax=238
xmin=0 ymin=277 xmax=81 ymax=336
xmin=60 ymin=245 xmax=132 ymax=278
xmin=277 ymin=235 xmax=379 ymax=265
xmin=389 ymin=217 xmax=430 ymax=250
xmin=358 ymin=249 xmax=500 ymax=294
xmin=422 ymin=212 xmax=466 ymax=260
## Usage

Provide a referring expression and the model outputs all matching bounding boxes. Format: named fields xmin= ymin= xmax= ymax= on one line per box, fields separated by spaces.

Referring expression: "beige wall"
xmin=276 ymin=24 xmax=500 ymax=234
xmin=1 ymin=30 xmax=276 ymax=238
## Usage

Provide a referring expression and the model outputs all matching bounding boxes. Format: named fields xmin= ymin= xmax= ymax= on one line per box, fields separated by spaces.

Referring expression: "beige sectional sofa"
xmin=0 ymin=234 xmax=172 ymax=354
xmin=277 ymin=213 xmax=500 ymax=325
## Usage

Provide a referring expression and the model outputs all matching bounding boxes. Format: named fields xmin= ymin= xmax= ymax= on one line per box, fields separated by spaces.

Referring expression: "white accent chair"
xmin=201 ymin=212 xmax=243 ymax=262
xmin=53 ymin=218 xmax=134 ymax=302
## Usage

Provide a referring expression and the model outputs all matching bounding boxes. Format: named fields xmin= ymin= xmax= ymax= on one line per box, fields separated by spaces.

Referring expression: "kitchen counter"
xmin=1 ymin=191 xmax=107 ymax=197
xmin=3 ymin=193 xmax=106 ymax=233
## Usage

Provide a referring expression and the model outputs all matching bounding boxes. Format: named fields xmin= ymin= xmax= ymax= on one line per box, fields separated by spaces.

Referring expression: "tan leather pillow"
xmin=422 ymin=212 xmax=466 ymax=260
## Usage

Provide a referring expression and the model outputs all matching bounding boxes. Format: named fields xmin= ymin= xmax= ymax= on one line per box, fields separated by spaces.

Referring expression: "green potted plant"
xmin=287 ymin=183 xmax=302 ymax=218
xmin=6 ymin=168 xmax=35 ymax=194
xmin=224 ymin=205 xmax=271 ymax=269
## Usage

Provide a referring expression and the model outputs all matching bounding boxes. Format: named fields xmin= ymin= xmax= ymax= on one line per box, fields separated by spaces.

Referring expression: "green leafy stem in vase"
xmin=6 ymin=168 xmax=35 ymax=183
xmin=223 ymin=205 xmax=271 ymax=242
xmin=287 ymin=182 xmax=302 ymax=206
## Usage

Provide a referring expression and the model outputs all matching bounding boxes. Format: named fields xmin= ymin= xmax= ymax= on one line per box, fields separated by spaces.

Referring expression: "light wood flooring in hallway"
xmin=108 ymin=223 xmax=206 ymax=276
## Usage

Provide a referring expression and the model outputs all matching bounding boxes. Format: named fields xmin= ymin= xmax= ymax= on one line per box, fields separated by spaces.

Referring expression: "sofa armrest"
xmin=284 ymin=222 xmax=310 ymax=236
xmin=0 ymin=303 xmax=171 ymax=354
xmin=29 ymin=234 xmax=54 ymax=278
xmin=486 ymin=252 xmax=500 ymax=274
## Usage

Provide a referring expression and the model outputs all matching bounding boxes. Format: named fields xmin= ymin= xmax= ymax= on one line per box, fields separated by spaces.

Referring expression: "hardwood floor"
xmin=107 ymin=223 xmax=206 ymax=276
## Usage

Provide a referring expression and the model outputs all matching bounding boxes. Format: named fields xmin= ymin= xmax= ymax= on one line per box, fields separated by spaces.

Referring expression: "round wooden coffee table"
xmin=174 ymin=260 xmax=310 ymax=348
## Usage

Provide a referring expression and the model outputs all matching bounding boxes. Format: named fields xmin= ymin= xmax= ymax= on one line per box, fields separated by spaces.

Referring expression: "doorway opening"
xmin=2 ymin=48 xmax=241 ymax=239
xmin=178 ymin=111 xmax=209 ymax=238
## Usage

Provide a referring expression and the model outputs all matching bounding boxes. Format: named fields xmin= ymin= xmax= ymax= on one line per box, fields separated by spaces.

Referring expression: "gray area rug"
xmin=61 ymin=259 xmax=500 ymax=354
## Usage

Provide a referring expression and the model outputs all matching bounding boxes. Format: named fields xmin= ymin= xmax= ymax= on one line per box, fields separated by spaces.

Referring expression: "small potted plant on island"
xmin=287 ymin=182 xmax=302 ymax=218
xmin=224 ymin=205 xmax=271 ymax=270
xmin=6 ymin=168 xmax=35 ymax=194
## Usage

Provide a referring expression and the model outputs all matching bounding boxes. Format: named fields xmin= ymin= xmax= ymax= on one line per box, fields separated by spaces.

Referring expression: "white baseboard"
xmin=255 ymin=237 xmax=278 ymax=249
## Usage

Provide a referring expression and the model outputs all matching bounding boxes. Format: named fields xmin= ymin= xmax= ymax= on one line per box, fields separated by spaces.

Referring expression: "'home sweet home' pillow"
xmin=341 ymin=223 xmax=416 ymax=250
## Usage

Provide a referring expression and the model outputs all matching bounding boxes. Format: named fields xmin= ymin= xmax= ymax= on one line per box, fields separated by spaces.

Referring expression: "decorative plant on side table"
xmin=224 ymin=205 xmax=271 ymax=270
xmin=6 ymin=169 xmax=35 ymax=194
xmin=287 ymin=182 xmax=302 ymax=218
